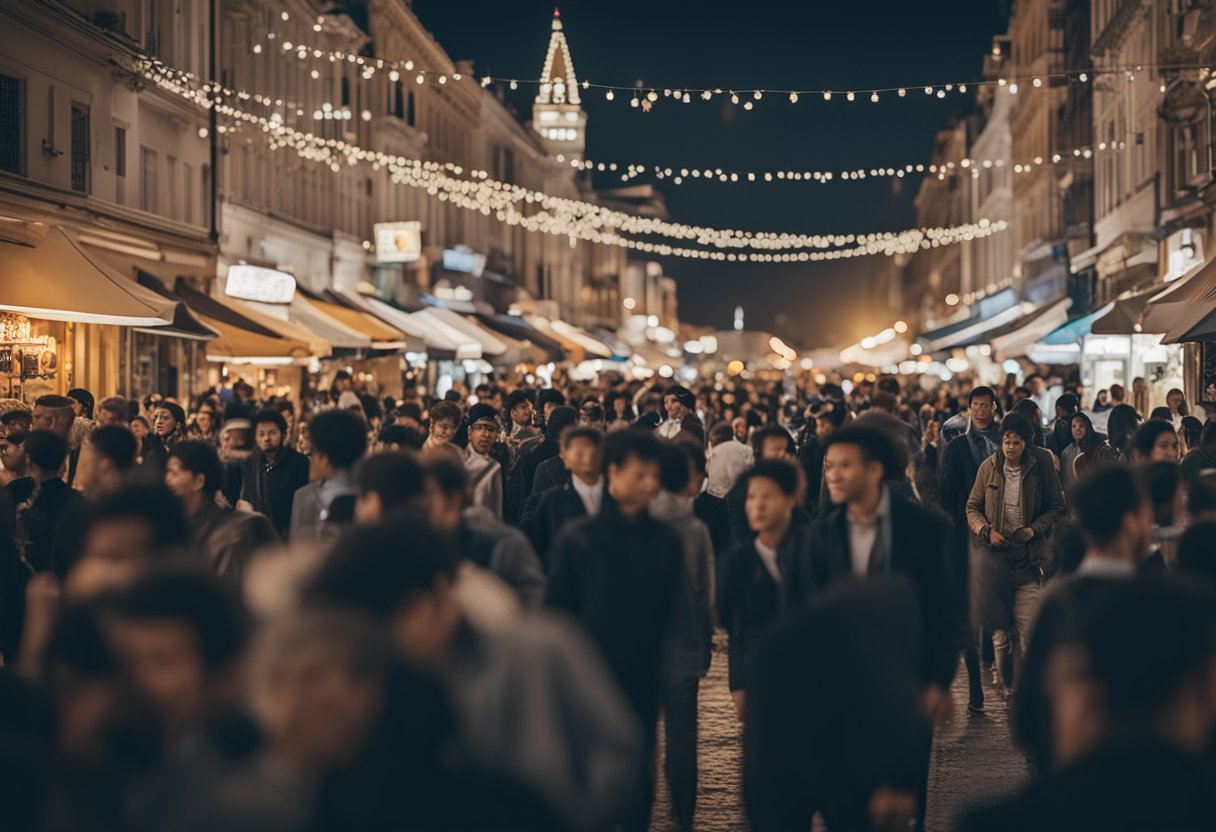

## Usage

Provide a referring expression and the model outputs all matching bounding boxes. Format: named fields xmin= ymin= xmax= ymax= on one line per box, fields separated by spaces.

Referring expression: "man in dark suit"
xmin=1012 ymin=466 xmax=1152 ymax=776
xmin=523 ymin=426 xmax=606 ymax=566
xmin=938 ymin=384 xmax=1001 ymax=713
xmin=235 ymin=409 xmax=311 ymax=539
xmin=745 ymin=577 xmax=931 ymax=832
xmin=809 ymin=424 xmax=959 ymax=830
xmin=726 ymin=426 xmax=808 ymax=544
xmin=960 ymin=580 xmax=1216 ymax=832
xmin=545 ymin=429 xmax=683 ymax=832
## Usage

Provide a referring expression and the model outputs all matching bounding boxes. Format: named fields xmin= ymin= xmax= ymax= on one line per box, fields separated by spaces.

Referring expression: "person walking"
xmin=965 ymin=412 xmax=1066 ymax=694
xmin=545 ymin=429 xmax=683 ymax=832
xmin=462 ymin=404 xmax=506 ymax=521
xmin=523 ymin=426 xmax=606 ymax=566
xmin=939 ymin=385 xmax=1002 ymax=712
xmin=288 ymin=409 xmax=368 ymax=541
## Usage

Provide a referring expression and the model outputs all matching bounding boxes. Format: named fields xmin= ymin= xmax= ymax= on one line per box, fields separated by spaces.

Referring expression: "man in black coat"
xmin=545 ymin=429 xmax=683 ymax=832
xmin=961 ymin=580 xmax=1216 ymax=832
xmin=522 ymin=427 xmax=606 ymax=567
xmin=745 ymin=577 xmax=931 ymax=832
xmin=809 ymin=424 xmax=959 ymax=830
xmin=726 ymin=425 xmax=807 ymax=544
xmin=1011 ymin=467 xmax=1152 ymax=776
xmin=236 ymin=409 xmax=311 ymax=539
xmin=938 ymin=384 xmax=1002 ymax=712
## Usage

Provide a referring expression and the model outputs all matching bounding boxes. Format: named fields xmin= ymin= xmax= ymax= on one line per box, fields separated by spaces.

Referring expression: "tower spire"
xmin=532 ymin=9 xmax=586 ymax=156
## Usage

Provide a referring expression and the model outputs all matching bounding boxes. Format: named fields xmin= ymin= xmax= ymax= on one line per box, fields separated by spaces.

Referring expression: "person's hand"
xmin=923 ymin=420 xmax=940 ymax=448
xmin=868 ymin=788 xmax=918 ymax=832
xmin=731 ymin=689 xmax=746 ymax=723
xmin=986 ymin=528 xmax=1008 ymax=549
xmin=235 ymin=499 xmax=255 ymax=513
xmin=923 ymin=683 xmax=953 ymax=727
xmin=1012 ymin=527 xmax=1034 ymax=544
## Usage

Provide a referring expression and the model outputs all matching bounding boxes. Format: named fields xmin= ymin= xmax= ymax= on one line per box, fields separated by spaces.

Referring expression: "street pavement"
xmin=650 ymin=633 xmax=1028 ymax=831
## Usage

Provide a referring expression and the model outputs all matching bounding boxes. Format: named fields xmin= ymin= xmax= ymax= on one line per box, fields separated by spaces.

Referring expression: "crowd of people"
xmin=0 ymin=367 xmax=1214 ymax=832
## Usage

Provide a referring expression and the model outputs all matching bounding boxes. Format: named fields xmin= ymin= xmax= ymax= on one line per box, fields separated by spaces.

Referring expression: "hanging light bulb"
xmin=870 ymin=91 xmax=879 ymax=102
xmin=823 ymin=90 xmax=832 ymax=101
xmin=789 ymin=91 xmax=798 ymax=103
xmin=605 ymin=89 xmax=614 ymax=100
xmin=846 ymin=91 xmax=855 ymax=101
xmin=416 ymin=73 xmax=425 ymax=84
xmin=898 ymin=87 xmax=906 ymax=97
xmin=388 ymin=69 xmax=399 ymax=82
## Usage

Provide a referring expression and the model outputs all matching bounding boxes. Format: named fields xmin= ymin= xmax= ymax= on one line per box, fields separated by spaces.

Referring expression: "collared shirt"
xmin=571 ymin=476 xmax=604 ymax=517
xmin=1076 ymin=556 xmax=1136 ymax=578
xmin=754 ymin=539 xmax=782 ymax=583
xmin=847 ymin=486 xmax=892 ymax=576
xmin=657 ymin=419 xmax=683 ymax=439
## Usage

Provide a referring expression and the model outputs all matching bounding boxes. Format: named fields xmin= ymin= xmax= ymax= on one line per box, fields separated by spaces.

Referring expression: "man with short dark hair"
xmin=423 ymin=456 xmax=547 ymax=607
xmin=505 ymin=390 xmax=537 ymax=439
xmin=537 ymin=389 xmax=567 ymax=427
xmin=939 ymin=384 xmax=1002 ymax=712
xmin=95 ymin=396 xmax=130 ymax=426
xmin=726 ymin=425 xmax=801 ymax=543
xmin=167 ymin=440 xmax=277 ymax=583
xmin=524 ymin=426 xmax=606 ymax=565
xmin=236 ymin=409 xmax=311 ymax=538
xmin=288 ymin=409 xmax=368 ymax=540
xmin=810 ymin=424 xmax=958 ymax=829
xmin=19 ymin=430 xmax=83 ymax=574
xmin=1012 ymin=466 xmax=1153 ymax=775
xmin=74 ymin=424 xmax=138 ymax=498
xmin=352 ymin=450 xmax=426 ymax=523
xmin=31 ymin=395 xmax=75 ymax=439
xmin=546 ymin=428 xmax=684 ymax=832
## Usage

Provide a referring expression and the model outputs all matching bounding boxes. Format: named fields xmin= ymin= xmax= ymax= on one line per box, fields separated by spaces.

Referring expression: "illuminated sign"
xmin=224 ymin=264 xmax=296 ymax=304
xmin=442 ymin=246 xmax=486 ymax=277
xmin=374 ymin=221 xmax=422 ymax=264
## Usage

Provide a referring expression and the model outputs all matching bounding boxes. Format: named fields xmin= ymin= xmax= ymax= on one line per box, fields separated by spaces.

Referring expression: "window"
xmin=70 ymin=102 xmax=90 ymax=192
xmin=391 ymin=80 xmax=403 ymax=118
xmin=141 ymin=146 xmax=158 ymax=212
xmin=166 ymin=154 xmax=177 ymax=218
xmin=341 ymin=76 xmax=351 ymax=107
xmin=114 ymin=124 xmax=126 ymax=204
xmin=183 ymin=162 xmax=194 ymax=225
xmin=0 ymin=73 xmax=23 ymax=175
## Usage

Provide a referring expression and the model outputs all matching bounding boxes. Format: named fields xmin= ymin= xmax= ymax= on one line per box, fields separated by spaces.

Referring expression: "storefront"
xmin=0 ymin=224 xmax=177 ymax=402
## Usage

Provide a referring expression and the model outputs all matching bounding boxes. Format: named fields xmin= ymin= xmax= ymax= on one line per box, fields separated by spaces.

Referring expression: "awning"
xmin=354 ymin=295 xmax=481 ymax=360
xmin=175 ymin=280 xmax=331 ymax=358
xmin=1141 ymin=258 xmax=1216 ymax=338
xmin=420 ymin=307 xmax=508 ymax=358
xmin=528 ymin=317 xmax=614 ymax=359
xmin=989 ymin=298 xmax=1073 ymax=359
xmin=300 ymin=296 xmax=408 ymax=350
xmin=921 ymin=300 xmax=1034 ymax=352
xmin=1040 ymin=304 xmax=1113 ymax=345
xmin=196 ymin=313 xmax=313 ymax=364
xmin=1090 ymin=285 xmax=1161 ymax=334
xmin=474 ymin=314 xmax=566 ymax=362
xmin=586 ymin=327 xmax=634 ymax=360
xmin=132 ymin=271 xmax=219 ymax=340
xmin=0 ymin=226 xmax=177 ymax=326
xmin=840 ymin=337 xmax=911 ymax=368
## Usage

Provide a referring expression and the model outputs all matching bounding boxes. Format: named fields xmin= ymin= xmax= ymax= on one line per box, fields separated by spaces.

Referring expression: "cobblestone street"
xmin=651 ymin=634 xmax=1028 ymax=831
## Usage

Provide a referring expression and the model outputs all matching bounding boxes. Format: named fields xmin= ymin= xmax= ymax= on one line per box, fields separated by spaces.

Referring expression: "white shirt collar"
xmin=1076 ymin=556 xmax=1137 ymax=578
xmin=571 ymin=476 xmax=604 ymax=516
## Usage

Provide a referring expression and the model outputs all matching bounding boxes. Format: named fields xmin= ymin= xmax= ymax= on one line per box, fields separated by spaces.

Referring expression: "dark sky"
xmin=413 ymin=0 xmax=1009 ymax=346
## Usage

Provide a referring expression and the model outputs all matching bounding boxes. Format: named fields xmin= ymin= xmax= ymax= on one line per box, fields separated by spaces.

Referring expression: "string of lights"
xmin=142 ymin=59 xmax=1008 ymax=261
xmin=250 ymin=16 xmax=1200 ymax=113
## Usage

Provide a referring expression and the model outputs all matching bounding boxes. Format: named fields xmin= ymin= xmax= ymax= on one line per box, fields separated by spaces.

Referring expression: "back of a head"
xmin=708 ymin=421 xmax=734 ymax=446
xmin=422 ymin=455 xmax=468 ymax=500
xmin=544 ymin=405 xmax=578 ymax=441
xmin=308 ymin=514 xmax=459 ymax=618
xmin=1080 ymin=580 xmax=1216 ymax=731
xmin=1010 ymin=397 xmax=1042 ymax=426
xmin=87 ymin=424 xmax=139 ymax=473
xmin=1177 ymin=520 xmax=1216 ymax=581
xmin=24 ymin=429 xmax=69 ymax=474
xmin=1107 ymin=403 xmax=1140 ymax=448
xmin=1200 ymin=419 xmax=1216 ymax=451
xmin=826 ymin=419 xmax=907 ymax=480
xmin=354 ymin=452 xmax=425 ymax=512
xmin=658 ymin=441 xmax=693 ymax=494
xmin=1070 ymin=466 xmax=1143 ymax=547
xmin=870 ymin=390 xmax=898 ymax=414
xmin=1149 ymin=406 xmax=1173 ymax=423
xmin=1188 ymin=473 xmax=1216 ymax=516
xmin=308 ymin=409 xmax=368 ymax=469
xmin=377 ymin=424 xmax=425 ymax=451
xmin=97 ymin=396 xmax=131 ymax=424
xmin=110 ymin=567 xmax=248 ymax=673
xmin=602 ymin=427 xmax=663 ymax=474
xmin=1139 ymin=461 xmax=1181 ymax=526
xmin=88 ymin=483 xmax=192 ymax=552
xmin=751 ymin=424 xmax=795 ymax=457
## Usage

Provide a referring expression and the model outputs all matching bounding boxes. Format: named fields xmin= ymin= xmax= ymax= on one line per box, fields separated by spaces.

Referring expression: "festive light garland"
xmin=249 ymin=18 xmax=1204 ymax=114
xmin=142 ymin=60 xmax=1008 ymax=263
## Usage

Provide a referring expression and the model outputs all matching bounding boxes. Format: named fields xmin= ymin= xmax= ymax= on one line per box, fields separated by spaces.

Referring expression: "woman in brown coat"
xmin=965 ymin=412 xmax=1066 ymax=693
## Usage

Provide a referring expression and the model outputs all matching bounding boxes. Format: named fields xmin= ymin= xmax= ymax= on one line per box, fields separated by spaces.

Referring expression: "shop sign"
xmin=225 ymin=264 xmax=297 ymax=304
xmin=442 ymin=246 xmax=486 ymax=277
xmin=374 ymin=221 xmax=422 ymax=263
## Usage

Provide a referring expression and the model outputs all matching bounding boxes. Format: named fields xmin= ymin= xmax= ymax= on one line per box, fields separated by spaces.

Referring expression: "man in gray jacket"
xmin=650 ymin=440 xmax=716 ymax=832
xmin=288 ymin=409 xmax=367 ymax=541
xmin=309 ymin=514 xmax=644 ymax=832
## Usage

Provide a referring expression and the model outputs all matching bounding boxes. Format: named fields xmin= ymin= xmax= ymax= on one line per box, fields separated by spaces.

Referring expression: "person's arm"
xmin=492 ymin=530 xmax=547 ymax=607
xmin=543 ymin=529 xmax=578 ymax=612
xmin=920 ymin=515 xmax=960 ymax=691
xmin=1029 ymin=458 xmax=1067 ymax=540
xmin=964 ymin=462 xmax=990 ymax=539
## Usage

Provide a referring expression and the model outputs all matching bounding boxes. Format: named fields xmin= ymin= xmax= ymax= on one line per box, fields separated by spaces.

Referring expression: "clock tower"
xmin=532 ymin=8 xmax=587 ymax=158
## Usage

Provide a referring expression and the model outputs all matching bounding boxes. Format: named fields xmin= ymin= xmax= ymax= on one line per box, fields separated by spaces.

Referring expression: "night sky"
xmin=414 ymin=0 xmax=1010 ymax=347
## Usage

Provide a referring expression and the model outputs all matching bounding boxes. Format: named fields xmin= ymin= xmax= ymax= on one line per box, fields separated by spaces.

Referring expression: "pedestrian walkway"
xmin=651 ymin=639 xmax=1027 ymax=831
